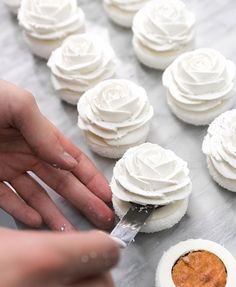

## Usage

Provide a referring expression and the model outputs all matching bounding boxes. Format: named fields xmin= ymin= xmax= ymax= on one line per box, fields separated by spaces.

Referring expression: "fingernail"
xmin=110 ymin=236 xmax=127 ymax=249
xmin=97 ymin=231 xmax=126 ymax=248
xmin=61 ymin=152 xmax=77 ymax=167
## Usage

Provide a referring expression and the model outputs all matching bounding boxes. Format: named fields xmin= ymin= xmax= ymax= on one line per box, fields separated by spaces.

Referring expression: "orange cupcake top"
xmin=172 ymin=251 xmax=227 ymax=287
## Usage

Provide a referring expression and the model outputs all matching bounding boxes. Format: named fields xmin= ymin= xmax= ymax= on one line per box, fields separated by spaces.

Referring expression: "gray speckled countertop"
xmin=1 ymin=0 xmax=236 ymax=286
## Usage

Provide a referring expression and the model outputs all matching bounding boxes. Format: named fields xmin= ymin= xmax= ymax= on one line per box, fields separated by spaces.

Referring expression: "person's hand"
xmin=0 ymin=228 xmax=120 ymax=287
xmin=0 ymin=80 xmax=114 ymax=231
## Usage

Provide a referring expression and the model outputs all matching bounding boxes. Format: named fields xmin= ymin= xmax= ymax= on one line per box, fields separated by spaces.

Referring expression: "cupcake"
xmin=202 ymin=110 xmax=236 ymax=192
xmin=132 ymin=0 xmax=196 ymax=70
xmin=78 ymin=80 xmax=154 ymax=159
xmin=163 ymin=48 xmax=235 ymax=125
xmin=111 ymin=143 xmax=192 ymax=233
xmin=104 ymin=0 xmax=150 ymax=28
xmin=18 ymin=0 xmax=85 ymax=60
xmin=3 ymin=0 xmax=21 ymax=14
xmin=156 ymin=239 xmax=236 ymax=287
xmin=48 ymin=34 xmax=116 ymax=105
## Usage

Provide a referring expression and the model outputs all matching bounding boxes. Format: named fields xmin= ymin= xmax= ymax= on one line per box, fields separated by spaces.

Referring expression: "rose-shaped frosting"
xmin=18 ymin=0 xmax=85 ymax=40
xmin=203 ymin=110 xmax=236 ymax=181
xmin=104 ymin=0 xmax=149 ymax=13
xmin=111 ymin=143 xmax=192 ymax=205
xmin=132 ymin=0 xmax=195 ymax=52
xmin=78 ymin=79 xmax=154 ymax=147
xmin=47 ymin=34 xmax=116 ymax=94
xmin=163 ymin=48 xmax=235 ymax=114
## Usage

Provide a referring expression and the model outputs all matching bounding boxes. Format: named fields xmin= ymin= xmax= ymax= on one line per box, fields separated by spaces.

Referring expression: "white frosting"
xmin=163 ymin=48 xmax=236 ymax=124
xmin=132 ymin=0 xmax=196 ymax=53
xmin=203 ymin=110 xmax=236 ymax=189
xmin=104 ymin=0 xmax=150 ymax=28
xmin=111 ymin=143 xmax=192 ymax=205
xmin=78 ymin=80 xmax=153 ymax=148
xmin=18 ymin=0 xmax=85 ymax=40
xmin=156 ymin=239 xmax=236 ymax=287
xmin=48 ymin=34 xmax=116 ymax=96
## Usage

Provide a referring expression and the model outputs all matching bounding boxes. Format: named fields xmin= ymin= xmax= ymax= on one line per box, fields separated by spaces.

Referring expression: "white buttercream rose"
xmin=203 ymin=110 xmax=236 ymax=181
xmin=163 ymin=48 xmax=235 ymax=125
xmin=132 ymin=0 xmax=195 ymax=52
xmin=78 ymin=79 xmax=153 ymax=146
xmin=48 ymin=34 xmax=116 ymax=94
xmin=111 ymin=143 xmax=191 ymax=205
xmin=18 ymin=0 xmax=85 ymax=39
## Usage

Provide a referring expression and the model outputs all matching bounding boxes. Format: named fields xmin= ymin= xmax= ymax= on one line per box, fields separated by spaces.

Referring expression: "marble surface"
xmin=1 ymin=0 xmax=236 ymax=286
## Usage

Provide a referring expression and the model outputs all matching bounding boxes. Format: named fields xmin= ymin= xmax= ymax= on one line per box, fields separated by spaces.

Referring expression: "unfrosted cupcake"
xmin=132 ymin=0 xmax=196 ymax=70
xmin=163 ymin=48 xmax=235 ymax=125
xmin=111 ymin=143 xmax=192 ymax=233
xmin=48 ymin=34 xmax=116 ymax=105
xmin=3 ymin=0 xmax=21 ymax=14
xmin=18 ymin=0 xmax=85 ymax=59
xmin=78 ymin=79 xmax=154 ymax=159
xmin=202 ymin=110 xmax=236 ymax=192
xmin=104 ymin=0 xmax=150 ymax=28
xmin=156 ymin=239 xmax=236 ymax=287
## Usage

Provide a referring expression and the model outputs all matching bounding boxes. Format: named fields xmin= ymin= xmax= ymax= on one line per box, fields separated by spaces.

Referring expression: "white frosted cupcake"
xmin=163 ymin=48 xmax=235 ymax=125
xmin=48 ymin=34 xmax=116 ymax=106
xmin=202 ymin=110 xmax=236 ymax=192
xmin=104 ymin=0 xmax=150 ymax=28
xmin=78 ymin=80 xmax=154 ymax=159
xmin=18 ymin=0 xmax=85 ymax=60
xmin=156 ymin=239 xmax=236 ymax=287
xmin=3 ymin=0 xmax=21 ymax=14
xmin=111 ymin=143 xmax=192 ymax=233
xmin=132 ymin=0 xmax=196 ymax=70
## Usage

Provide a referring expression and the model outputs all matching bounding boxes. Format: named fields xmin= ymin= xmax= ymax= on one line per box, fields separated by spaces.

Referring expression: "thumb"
xmin=11 ymin=88 xmax=77 ymax=170
xmin=49 ymin=231 xmax=120 ymax=280
xmin=20 ymin=230 xmax=120 ymax=285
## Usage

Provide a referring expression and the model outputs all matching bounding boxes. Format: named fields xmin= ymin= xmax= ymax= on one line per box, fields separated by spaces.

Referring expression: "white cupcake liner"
xmin=23 ymin=32 xmax=68 ymax=60
xmin=53 ymin=85 xmax=83 ymax=106
xmin=156 ymin=239 xmax=236 ymax=287
xmin=104 ymin=4 xmax=134 ymax=28
xmin=112 ymin=195 xmax=189 ymax=233
xmin=207 ymin=157 xmax=236 ymax=192
xmin=23 ymin=23 xmax=85 ymax=60
xmin=133 ymin=37 xmax=194 ymax=70
xmin=167 ymin=94 xmax=235 ymax=126
xmin=86 ymin=135 xmax=148 ymax=159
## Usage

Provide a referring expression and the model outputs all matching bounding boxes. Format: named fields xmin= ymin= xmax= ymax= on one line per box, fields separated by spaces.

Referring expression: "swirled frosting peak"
xmin=111 ymin=143 xmax=192 ymax=205
xmin=78 ymin=79 xmax=154 ymax=147
xmin=48 ymin=34 xmax=116 ymax=94
xmin=18 ymin=0 xmax=85 ymax=40
xmin=132 ymin=0 xmax=196 ymax=52
xmin=203 ymin=110 xmax=236 ymax=182
xmin=163 ymin=48 xmax=235 ymax=123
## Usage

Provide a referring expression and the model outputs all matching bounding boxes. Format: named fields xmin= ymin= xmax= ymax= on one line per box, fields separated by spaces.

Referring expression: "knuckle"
xmin=13 ymin=91 xmax=36 ymax=118
xmin=55 ymin=171 xmax=72 ymax=191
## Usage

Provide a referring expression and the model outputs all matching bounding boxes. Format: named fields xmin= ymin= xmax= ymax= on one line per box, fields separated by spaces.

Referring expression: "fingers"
xmin=3 ymin=80 xmax=77 ymax=170
xmin=10 ymin=173 xmax=75 ymax=231
xmin=70 ymin=273 xmax=114 ymax=287
xmin=0 ymin=229 xmax=119 ymax=287
xmin=0 ymin=182 xmax=42 ymax=228
xmin=32 ymin=162 xmax=115 ymax=230
xmin=39 ymin=230 xmax=120 ymax=280
xmin=56 ymin=134 xmax=112 ymax=203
